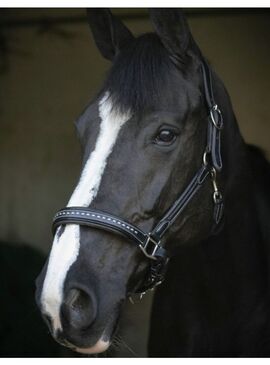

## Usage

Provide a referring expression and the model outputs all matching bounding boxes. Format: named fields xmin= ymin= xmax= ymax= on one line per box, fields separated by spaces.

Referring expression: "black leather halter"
xmin=52 ymin=60 xmax=224 ymax=294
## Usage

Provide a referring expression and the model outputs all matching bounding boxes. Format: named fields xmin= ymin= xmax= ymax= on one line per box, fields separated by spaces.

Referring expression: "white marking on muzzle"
xmin=41 ymin=93 xmax=130 ymax=332
xmin=75 ymin=339 xmax=110 ymax=354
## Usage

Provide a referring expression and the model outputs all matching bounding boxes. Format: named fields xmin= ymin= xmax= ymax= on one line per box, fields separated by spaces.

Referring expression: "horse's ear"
xmin=149 ymin=9 xmax=196 ymax=64
xmin=86 ymin=9 xmax=134 ymax=61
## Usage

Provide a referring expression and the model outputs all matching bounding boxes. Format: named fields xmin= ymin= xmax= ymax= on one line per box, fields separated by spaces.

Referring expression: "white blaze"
xmin=40 ymin=93 xmax=130 ymax=333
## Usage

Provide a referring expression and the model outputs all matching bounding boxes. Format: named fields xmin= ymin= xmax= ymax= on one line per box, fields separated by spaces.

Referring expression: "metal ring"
xmin=210 ymin=104 xmax=223 ymax=130
xmin=213 ymin=191 xmax=223 ymax=204
xmin=203 ymin=150 xmax=210 ymax=166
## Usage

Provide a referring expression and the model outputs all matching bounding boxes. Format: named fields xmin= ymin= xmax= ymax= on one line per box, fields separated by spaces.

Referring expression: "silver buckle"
xmin=139 ymin=234 xmax=161 ymax=260
xmin=211 ymin=167 xmax=223 ymax=204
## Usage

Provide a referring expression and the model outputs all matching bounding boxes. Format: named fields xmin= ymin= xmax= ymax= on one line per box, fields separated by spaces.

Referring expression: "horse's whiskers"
xmin=112 ymin=334 xmax=138 ymax=357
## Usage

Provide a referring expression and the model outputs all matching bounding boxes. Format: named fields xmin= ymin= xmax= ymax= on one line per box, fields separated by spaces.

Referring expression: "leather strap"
xmin=201 ymin=58 xmax=216 ymax=109
xmin=202 ymin=59 xmax=223 ymax=172
xmin=52 ymin=164 xmax=213 ymax=293
xmin=53 ymin=208 xmax=169 ymax=293
xmin=53 ymin=165 xmax=211 ymax=260
xmin=150 ymin=165 xmax=210 ymax=241
xmin=53 ymin=207 xmax=167 ymax=260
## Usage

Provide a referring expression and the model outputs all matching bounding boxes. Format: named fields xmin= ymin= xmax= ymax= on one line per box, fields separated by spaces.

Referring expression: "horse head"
xmin=35 ymin=9 xmax=227 ymax=354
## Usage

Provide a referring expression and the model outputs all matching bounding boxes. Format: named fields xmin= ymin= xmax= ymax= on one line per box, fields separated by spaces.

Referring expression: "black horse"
xmin=35 ymin=9 xmax=270 ymax=356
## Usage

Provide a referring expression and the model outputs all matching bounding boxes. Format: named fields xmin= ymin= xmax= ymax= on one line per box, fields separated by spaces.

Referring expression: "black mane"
xmin=103 ymin=33 xmax=178 ymax=114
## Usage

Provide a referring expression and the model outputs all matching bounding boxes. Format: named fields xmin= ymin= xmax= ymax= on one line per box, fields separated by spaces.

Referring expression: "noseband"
xmin=52 ymin=60 xmax=224 ymax=294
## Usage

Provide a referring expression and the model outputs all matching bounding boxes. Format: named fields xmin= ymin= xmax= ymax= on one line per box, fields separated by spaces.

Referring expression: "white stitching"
xmin=58 ymin=210 xmax=140 ymax=236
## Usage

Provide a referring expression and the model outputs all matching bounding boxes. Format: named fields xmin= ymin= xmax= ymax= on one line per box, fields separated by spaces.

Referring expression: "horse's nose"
xmin=61 ymin=287 xmax=97 ymax=331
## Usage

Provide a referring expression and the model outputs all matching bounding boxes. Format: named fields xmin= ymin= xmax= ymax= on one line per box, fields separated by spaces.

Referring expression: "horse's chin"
xmin=49 ymin=299 xmax=122 ymax=355
xmin=56 ymin=335 xmax=111 ymax=355
xmin=59 ymin=308 xmax=119 ymax=354
xmin=75 ymin=339 xmax=110 ymax=354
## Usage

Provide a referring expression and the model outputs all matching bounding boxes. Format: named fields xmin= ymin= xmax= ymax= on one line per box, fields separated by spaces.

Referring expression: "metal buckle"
xmin=139 ymin=234 xmax=161 ymax=260
xmin=210 ymin=104 xmax=223 ymax=130
xmin=211 ymin=167 xmax=223 ymax=204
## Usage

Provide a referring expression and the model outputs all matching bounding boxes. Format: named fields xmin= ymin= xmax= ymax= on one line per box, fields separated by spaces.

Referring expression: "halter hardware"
xmin=52 ymin=59 xmax=224 ymax=294
xmin=139 ymin=235 xmax=161 ymax=260
xmin=210 ymin=104 xmax=223 ymax=130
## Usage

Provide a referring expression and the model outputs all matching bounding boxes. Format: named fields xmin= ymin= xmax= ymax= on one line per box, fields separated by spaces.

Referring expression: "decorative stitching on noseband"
xmin=55 ymin=211 xmax=139 ymax=235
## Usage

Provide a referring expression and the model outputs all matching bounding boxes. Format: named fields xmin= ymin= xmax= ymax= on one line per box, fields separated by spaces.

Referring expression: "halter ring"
xmin=210 ymin=104 xmax=223 ymax=130
xmin=203 ymin=149 xmax=211 ymax=166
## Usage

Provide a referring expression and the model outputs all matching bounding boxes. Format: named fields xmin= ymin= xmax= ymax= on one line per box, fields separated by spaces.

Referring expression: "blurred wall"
xmin=0 ymin=9 xmax=269 ymax=254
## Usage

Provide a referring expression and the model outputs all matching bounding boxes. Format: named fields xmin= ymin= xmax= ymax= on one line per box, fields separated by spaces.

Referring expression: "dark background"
xmin=0 ymin=8 xmax=269 ymax=357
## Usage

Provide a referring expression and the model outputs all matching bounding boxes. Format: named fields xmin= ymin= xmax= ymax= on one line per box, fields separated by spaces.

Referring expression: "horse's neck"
xmin=149 ymin=71 xmax=269 ymax=356
xmin=164 ymin=146 xmax=267 ymax=333
xmin=197 ymin=74 xmax=267 ymax=308
xmin=203 ymin=73 xmax=267 ymax=297
xmin=168 ymin=76 xmax=267 ymax=311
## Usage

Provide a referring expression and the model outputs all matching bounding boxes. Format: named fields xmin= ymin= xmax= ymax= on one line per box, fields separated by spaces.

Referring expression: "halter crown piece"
xmin=52 ymin=59 xmax=224 ymax=294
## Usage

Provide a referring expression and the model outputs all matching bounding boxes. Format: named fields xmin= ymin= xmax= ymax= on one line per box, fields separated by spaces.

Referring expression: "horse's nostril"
xmin=62 ymin=288 xmax=97 ymax=331
xmin=65 ymin=288 xmax=82 ymax=309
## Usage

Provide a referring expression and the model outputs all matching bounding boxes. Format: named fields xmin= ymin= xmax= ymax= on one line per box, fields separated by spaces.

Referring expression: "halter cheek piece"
xmin=52 ymin=60 xmax=224 ymax=294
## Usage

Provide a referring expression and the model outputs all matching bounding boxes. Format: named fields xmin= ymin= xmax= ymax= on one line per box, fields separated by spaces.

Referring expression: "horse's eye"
xmin=155 ymin=129 xmax=177 ymax=145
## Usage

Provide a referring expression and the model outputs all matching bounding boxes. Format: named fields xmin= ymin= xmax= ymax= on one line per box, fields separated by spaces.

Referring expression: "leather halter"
xmin=52 ymin=60 xmax=224 ymax=294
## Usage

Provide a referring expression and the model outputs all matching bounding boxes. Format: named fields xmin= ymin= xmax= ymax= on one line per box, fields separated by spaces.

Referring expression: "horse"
xmin=35 ymin=9 xmax=270 ymax=356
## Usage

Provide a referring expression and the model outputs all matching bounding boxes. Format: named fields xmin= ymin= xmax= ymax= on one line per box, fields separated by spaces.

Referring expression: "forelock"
xmin=102 ymin=33 xmax=178 ymax=115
